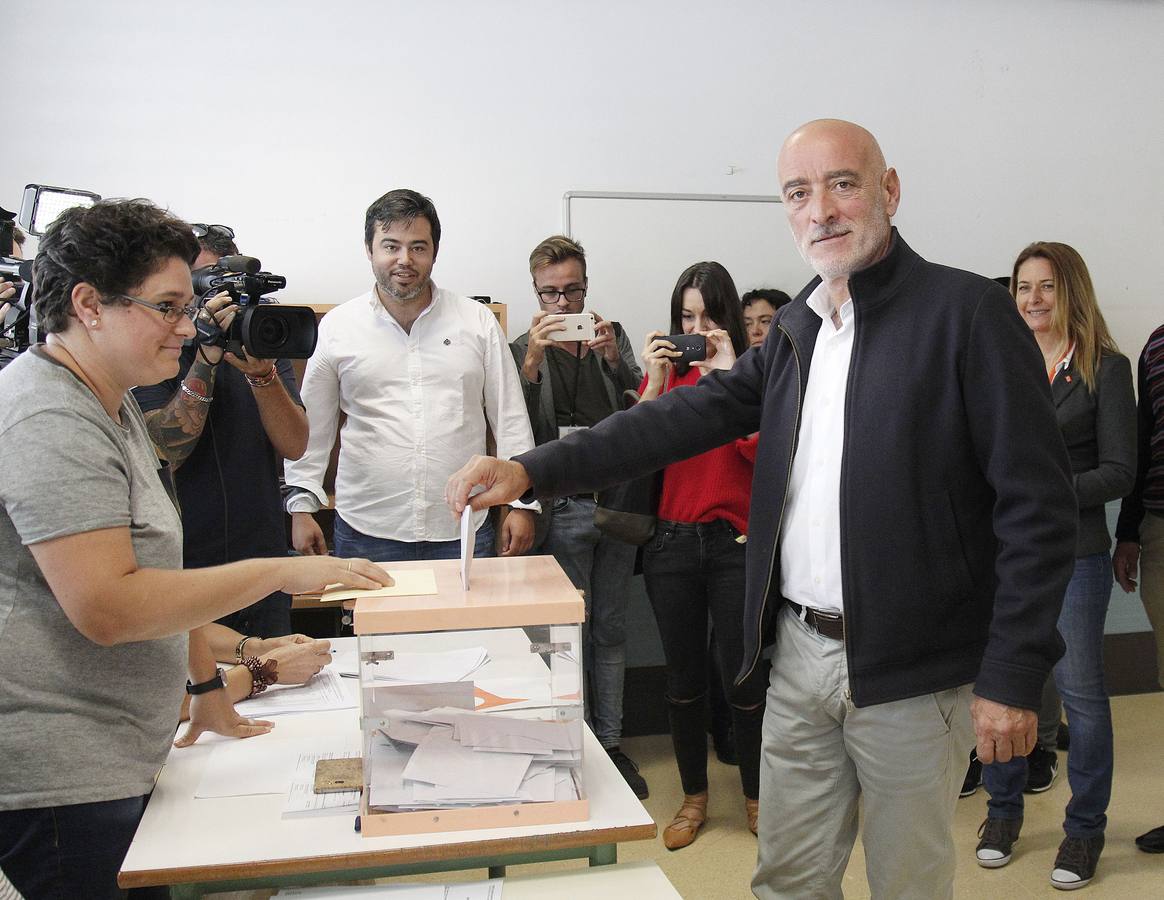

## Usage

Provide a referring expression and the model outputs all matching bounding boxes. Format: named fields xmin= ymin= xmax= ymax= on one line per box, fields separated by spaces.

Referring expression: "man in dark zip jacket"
xmin=445 ymin=119 xmax=1076 ymax=899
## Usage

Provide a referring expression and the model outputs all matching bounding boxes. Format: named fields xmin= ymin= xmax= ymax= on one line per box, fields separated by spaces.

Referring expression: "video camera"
xmin=192 ymin=255 xmax=317 ymax=359
xmin=2 ymin=186 xmax=101 ymax=369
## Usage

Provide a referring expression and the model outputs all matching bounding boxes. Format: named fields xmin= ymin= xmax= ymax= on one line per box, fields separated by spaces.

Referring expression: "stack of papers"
xmin=367 ymin=708 xmax=582 ymax=811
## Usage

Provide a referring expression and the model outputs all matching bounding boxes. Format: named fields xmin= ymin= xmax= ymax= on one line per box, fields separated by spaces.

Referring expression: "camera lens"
xmin=255 ymin=314 xmax=289 ymax=350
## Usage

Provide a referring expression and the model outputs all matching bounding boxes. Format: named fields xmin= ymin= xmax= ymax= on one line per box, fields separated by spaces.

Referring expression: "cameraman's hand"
xmin=291 ymin=513 xmax=329 ymax=556
xmin=264 ymin=638 xmax=332 ymax=684
xmin=278 ymin=555 xmax=392 ymax=596
xmin=0 ymin=276 xmax=16 ymax=304
xmin=195 ymin=292 xmax=238 ymax=364
xmin=224 ymin=348 xmax=276 ymax=378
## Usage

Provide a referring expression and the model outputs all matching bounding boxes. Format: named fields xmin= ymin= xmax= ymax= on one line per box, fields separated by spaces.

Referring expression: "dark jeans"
xmin=333 ymin=515 xmax=496 ymax=561
xmin=215 ymin=588 xmax=292 ymax=637
xmin=983 ymin=552 xmax=1114 ymax=837
xmin=542 ymin=495 xmax=637 ymax=747
xmin=0 ymin=795 xmax=168 ymax=899
xmin=643 ymin=519 xmax=768 ymax=799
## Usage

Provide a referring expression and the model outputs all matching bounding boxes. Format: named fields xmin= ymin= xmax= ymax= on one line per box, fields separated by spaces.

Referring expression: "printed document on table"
xmin=237 ymin=668 xmax=356 ymax=717
xmin=282 ymin=739 xmax=364 ymax=818
xmin=196 ymin=733 xmax=357 ymax=800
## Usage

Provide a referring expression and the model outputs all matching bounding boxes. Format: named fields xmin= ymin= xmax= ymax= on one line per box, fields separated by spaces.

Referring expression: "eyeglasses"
xmin=536 ymin=287 xmax=586 ymax=305
xmin=190 ymin=223 xmax=235 ymax=240
xmin=113 ymin=293 xmax=199 ymax=324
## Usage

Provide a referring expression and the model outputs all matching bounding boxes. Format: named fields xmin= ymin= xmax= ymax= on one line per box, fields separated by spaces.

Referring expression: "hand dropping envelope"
xmin=460 ymin=504 xmax=474 ymax=589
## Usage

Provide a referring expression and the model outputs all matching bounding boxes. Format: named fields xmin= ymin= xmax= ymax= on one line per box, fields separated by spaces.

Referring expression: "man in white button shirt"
xmin=444 ymin=120 xmax=1077 ymax=898
xmin=285 ymin=189 xmax=536 ymax=561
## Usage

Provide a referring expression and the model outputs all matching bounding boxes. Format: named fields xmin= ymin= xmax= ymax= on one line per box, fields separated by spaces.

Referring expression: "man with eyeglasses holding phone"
xmin=133 ymin=222 xmax=309 ymax=638
xmin=511 ymin=235 xmax=647 ymax=798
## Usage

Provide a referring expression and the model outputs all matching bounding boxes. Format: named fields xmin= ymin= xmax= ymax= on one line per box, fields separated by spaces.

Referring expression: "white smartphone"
xmin=549 ymin=312 xmax=596 ymax=342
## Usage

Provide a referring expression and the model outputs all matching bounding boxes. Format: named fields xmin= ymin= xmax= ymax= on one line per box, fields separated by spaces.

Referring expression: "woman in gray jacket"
xmin=976 ymin=242 xmax=1136 ymax=891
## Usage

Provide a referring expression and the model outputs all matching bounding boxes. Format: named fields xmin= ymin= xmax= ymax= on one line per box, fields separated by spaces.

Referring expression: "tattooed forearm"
xmin=144 ymin=358 xmax=218 ymax=471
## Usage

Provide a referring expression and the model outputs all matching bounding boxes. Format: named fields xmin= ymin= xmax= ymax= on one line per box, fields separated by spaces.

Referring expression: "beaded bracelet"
xmin=245 ymin=366 xmax=279 ymax=389
xmin=180 ymin=382 xmax=212 ymax=403
xmin=241 ymin=656 xmax=278 ymax=698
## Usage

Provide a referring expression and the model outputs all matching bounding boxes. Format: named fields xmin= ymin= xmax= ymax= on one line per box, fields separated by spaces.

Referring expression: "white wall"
xmin=7 ymin=0 xmax=1162 ymax=635
xmin=7 ymin=0 xmax=1164 ymax=353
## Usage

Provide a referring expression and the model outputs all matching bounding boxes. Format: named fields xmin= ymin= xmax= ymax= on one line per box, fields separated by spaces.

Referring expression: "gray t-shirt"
xmin=0 ymin=348 xmax=187 ymax=810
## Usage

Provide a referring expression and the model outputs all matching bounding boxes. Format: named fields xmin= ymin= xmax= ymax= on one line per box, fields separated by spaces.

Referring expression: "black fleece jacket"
xmin=516 ymin=231 xmax=1077 ymax=710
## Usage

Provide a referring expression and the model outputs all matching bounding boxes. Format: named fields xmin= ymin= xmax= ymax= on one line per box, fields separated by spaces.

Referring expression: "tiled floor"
xmin=207 ymin=691 xmax=1164 ymax=898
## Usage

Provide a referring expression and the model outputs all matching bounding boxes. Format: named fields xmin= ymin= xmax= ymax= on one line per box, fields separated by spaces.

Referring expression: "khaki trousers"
xmin=751 ymin=606 xmax=975 ymax=900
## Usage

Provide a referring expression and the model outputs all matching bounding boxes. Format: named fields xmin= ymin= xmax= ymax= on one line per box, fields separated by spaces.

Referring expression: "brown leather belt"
xmin=787 ymin=601 xmax=845 ymax=641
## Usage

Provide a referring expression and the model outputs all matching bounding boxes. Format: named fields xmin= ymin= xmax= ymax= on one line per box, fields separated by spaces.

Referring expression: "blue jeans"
xmin=982 ymin=552 xmax=1114 ymax=837
xmin=333 ymin=515 xmax=496 ymax=562
xmin=643 ymin=519 xmax=768 ymax=798
xmin=0 ymin=795 xmax=168 ymax=899
xmin=542 ymin=496 xmax=637 ymax=748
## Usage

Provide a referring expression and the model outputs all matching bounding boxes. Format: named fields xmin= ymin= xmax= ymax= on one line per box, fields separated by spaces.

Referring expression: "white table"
xmin=119 ymin=649 xmax=655 ymax=897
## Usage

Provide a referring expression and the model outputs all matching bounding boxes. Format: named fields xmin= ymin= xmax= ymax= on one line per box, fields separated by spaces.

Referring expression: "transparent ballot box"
xmin=353 ymin=556 xmax=587 ymax=837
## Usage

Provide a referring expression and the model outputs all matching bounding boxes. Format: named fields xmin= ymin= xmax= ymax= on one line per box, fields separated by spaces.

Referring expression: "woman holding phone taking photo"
xmin=637 ymin=261 xmax=767 ymax=849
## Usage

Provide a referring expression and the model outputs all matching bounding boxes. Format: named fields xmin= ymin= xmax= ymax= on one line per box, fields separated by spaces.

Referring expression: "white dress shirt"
xmin=779 ymin=282 xmax=855 ymax=614
xmin=284 ymin=285 xmax=536 ymax=542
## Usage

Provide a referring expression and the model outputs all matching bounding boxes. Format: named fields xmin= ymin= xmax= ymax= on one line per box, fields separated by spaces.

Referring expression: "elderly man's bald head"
xmin=775 ymin=118 xmax=900 ymax=291
xmin=778 ymin=119 xmax=887 ymax=180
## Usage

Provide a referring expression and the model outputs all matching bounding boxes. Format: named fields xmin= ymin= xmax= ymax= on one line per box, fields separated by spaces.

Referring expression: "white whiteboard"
xmin=564 ymin=193 xmax=815 ymax=357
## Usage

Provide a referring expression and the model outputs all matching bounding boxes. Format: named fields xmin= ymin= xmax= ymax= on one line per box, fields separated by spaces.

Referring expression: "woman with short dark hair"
xmin=0 ymin=199 xmax=387 ymax=899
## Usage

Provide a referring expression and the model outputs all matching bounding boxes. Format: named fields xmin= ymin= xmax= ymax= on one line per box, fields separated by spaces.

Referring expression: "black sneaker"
xmin=960 ymin=749 xmax=983 ymax=798
xmin=1051 ymin=833 xmax=1104 ymax=890
xmin=1025 ymin=744 xmax=1059 ymax=793
xmin=1135 ymin=824 xmax=1164 ymax=853
xmin=976 ymin=816 xmax=1023 ymax=868
xmin=607 ymin=747 xmax=649 ymax=799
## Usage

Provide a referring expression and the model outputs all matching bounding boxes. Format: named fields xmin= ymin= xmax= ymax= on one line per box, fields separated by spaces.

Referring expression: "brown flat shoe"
xmin=745 ymin=797 xmax=759 ymax=835
xmin=663 ymin=791 xmax=708 ymax=850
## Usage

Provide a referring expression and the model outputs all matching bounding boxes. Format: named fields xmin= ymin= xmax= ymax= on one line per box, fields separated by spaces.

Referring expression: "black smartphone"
xmin=662 ymin=333 xmax=706 ymax=363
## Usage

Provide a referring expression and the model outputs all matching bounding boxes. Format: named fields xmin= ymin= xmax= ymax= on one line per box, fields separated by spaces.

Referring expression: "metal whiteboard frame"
xmin=562 ymin=190 xmax=782 ymax=237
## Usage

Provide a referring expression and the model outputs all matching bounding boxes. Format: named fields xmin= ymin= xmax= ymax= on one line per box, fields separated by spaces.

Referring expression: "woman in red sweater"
xmin=638 ymin=261 xmax=767 ymax=850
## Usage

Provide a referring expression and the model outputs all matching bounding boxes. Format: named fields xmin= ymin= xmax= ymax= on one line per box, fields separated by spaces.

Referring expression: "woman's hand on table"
xmin=175 ymin=686 xmax=274 ymax=747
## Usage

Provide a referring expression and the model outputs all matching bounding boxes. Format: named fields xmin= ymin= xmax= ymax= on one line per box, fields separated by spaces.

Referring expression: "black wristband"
xmin=186 ymin=667 xmax=226 ymax=695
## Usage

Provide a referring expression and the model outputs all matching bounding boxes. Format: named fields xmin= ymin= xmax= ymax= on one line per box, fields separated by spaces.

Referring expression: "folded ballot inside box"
xmin=353 ymin=556 xmax=587 ymax=837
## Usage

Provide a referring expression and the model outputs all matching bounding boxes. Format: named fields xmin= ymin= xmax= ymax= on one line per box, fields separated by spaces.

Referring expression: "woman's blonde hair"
xmin=1011 ymin=241 xmax=1117 ymax=391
